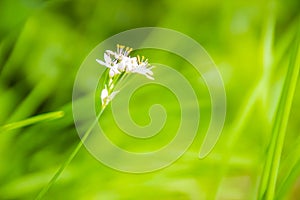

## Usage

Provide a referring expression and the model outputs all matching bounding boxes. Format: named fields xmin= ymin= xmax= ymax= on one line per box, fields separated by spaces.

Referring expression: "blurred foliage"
xmin=0 ymin=0 xmax=300 ymax=199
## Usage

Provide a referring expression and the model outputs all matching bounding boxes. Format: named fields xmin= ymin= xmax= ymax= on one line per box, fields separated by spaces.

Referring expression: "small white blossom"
xmin=131 ymin=55 xmax=154 ymax=80
xmin=101 ymin=84 xmax=119 ymax=107
xmin=96 ymin=44 xmax=154 ymax=80
xmin=96 ymin=51 xmax=120 ymax=78
xmin=96 ymin=44 xmax=154 ymax=108
xmin=100 ymin=87 xmax=108 ymax=103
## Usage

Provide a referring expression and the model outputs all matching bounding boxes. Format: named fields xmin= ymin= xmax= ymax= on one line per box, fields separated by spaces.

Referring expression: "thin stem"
xmin=35 ymin=108 xmax=105 ymax=200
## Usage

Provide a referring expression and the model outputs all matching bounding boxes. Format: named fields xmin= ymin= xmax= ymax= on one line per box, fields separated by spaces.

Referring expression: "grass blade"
xmin=0 ymin=111 xmax=64 ymax=132
xmin=276 ymin=140 xmax=300 ymax=199
xmin=258 ymin=21 xmax=300 ymax=200
xmin=211 ymin=4 xmax=276 ymax=198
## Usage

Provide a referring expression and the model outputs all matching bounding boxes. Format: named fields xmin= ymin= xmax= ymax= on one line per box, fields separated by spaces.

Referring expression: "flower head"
xmin=96 ymin=44 xmax=154 ymax=108
xmin=96 ymin=44 xmax=154 ymax=80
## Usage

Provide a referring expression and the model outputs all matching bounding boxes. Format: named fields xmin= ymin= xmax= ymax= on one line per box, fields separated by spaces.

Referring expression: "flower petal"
xmin=96 ymin=59 xmax=107 ymax=67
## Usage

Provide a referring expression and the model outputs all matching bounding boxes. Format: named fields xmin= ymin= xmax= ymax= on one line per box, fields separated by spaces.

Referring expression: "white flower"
xmin=96 ymin=51 xmax=120 ymax=77
xmin=131 ymin=55 xmax=154 ymax=80
xmin=96 ymin=44 xmax=154 ymax=108
xmin=121 ymin=56 xmax=138 ymax=72
xmin=101 ymin=85 xmax=119 ymax=107
xmin=96 ymin=51 xmax=113 ymax=68
xmin=96 ymin=45 xmax=154 ymax=80
xmin=131 ymin=62 xmax=154 ymax=80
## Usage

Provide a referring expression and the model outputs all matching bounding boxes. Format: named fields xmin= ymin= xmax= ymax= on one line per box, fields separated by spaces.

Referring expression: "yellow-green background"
xmin=0 ymin=0 xmax=299 ymax=199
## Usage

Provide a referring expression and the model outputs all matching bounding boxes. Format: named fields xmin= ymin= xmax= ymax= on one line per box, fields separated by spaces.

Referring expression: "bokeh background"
xmin=0 ymin=0 xmax=300 ymax=199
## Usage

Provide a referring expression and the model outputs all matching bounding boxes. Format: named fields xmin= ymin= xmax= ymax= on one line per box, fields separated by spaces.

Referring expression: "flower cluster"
xmin=96 ymin=44 xmax=154 ymax=108
xmin=96 ymin=45 xmax=154 ymax=80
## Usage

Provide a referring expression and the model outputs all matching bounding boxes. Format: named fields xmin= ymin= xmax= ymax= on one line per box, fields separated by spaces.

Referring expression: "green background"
xmin=0 ymin=0 xmax=300 ymax=199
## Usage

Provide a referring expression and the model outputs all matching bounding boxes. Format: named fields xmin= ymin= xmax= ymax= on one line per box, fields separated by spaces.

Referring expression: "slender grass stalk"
xmin=0 ymin=111 xmax=64 ymax=132
xmin=210 ymin=4 xmax=276 ymax=199
xmin=277 ymin=142 xmax=300 ymax=199
xmin=258 ymin=23 xmax=300 ymax=200
xmin=34 ymin=108 xmax=105 ymax=200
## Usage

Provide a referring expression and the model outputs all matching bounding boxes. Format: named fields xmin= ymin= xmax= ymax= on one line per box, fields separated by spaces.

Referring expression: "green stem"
xmin=35 ymin=108 xmax=105 ymax=200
